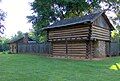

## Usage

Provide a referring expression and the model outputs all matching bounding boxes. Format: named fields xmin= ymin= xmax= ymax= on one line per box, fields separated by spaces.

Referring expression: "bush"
xmin=2 ymin=51 xmax=10 ymax=54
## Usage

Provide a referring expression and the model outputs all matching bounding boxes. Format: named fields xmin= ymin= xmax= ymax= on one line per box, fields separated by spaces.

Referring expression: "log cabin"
xmin=44 ymin=12 xmax=114 ymax=59
xmin=8 ymin=33 xmax=36 ymax=53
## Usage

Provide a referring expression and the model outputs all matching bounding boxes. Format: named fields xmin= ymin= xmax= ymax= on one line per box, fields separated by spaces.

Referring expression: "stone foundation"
xmin=94 ymin=41 xmax=106 ymax=57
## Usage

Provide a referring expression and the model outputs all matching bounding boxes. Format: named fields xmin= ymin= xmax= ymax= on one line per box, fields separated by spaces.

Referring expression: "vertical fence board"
xmin=110 ymin=41 xmax=119 ymax=56
xmin=17 ymin=42 xmax=51 ymax=54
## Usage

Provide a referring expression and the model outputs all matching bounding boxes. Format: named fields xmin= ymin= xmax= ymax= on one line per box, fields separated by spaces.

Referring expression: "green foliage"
xmin=28 ymin=0 xmax=120 ymax=42
xmin=0 ymin=37 xmax=10 ymax=52
xmin=102 ymin=0 xmax=120 ymax=25
xmin=0 ymin=0 xmax=6 ymax=34
xmin=11 ymin=31 xmax=24 ymax=41
xmin=0 ymin=9 xmax=6 ymax=34
xmin=111 ymin=25 xmax=120 ymax=40
xmin=2 ymin=51 xmax=10 ymax=54
xmin=27 ymin=0 xmax=100 ymax=42
xmin=0 ymin=54 xmax=120 ymax=81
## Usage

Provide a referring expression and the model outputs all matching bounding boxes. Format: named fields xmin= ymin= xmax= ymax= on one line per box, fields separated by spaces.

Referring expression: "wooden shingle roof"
xmin=44 ymin=11 xmax=114 ymax=30
xmin=8 ymin=36 xmax=35 ymax=44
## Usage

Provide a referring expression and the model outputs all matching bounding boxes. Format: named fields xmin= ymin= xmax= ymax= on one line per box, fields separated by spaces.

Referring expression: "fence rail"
xmin=16 ymin=41 xmax=120 ymax=56
xmin=110 ymin=41 xmax=120 ymax=56
xmin=17 ymin=42 xmax=51 ymax=54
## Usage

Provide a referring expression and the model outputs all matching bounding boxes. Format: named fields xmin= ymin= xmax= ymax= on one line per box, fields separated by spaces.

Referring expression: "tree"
xmin=0 ymin=0 xmax=6 ymax=35
xmin=27 ymin=0 xmax=100 ymax=42
xmin=0 ymin=37 xmax=10 ymax=51
xmin=100 ymin=0 xmax=120 ymax=25
xmin=27 ymin=0 xmax=119 ymax=42
xmin=11 ymin=31 xmax=24 ymax=40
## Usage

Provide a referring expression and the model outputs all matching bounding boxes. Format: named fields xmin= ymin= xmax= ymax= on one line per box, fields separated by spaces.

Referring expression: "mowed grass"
xmin=0 ymin=53 xmax=120 ymax=81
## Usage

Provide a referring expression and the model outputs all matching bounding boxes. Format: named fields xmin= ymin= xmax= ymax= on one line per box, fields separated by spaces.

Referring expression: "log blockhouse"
xmin=8 ymin=33 xmax=36 ymax=53
xmin=44 ymin=12 xmax=114 ymax=58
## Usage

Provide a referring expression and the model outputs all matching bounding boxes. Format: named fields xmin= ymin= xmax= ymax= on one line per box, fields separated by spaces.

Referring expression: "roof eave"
xmin=43 ymin=20 xmax=92 ymax=30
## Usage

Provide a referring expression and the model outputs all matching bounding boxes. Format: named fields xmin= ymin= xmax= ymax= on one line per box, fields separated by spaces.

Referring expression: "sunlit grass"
xmin=0 ymin=53 xmax=120 ymax=81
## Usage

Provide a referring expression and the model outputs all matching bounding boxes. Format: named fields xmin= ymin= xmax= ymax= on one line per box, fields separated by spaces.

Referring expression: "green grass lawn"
xmin=0 ymin=53 xmax=120 ymax=81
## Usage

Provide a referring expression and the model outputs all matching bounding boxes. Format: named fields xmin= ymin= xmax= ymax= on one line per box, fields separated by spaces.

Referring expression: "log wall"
xmin=91 ymin=26 xmax=110 ymax=41
xmin=49 ymin=26 xmax=90 ymax=40
xmin=52 ymin=41 xmax=87 ymax=57
xmin=10 ymin=43 xmax=17 ymax=53
xmin=52 ymin=42 xmax=66 ymax=55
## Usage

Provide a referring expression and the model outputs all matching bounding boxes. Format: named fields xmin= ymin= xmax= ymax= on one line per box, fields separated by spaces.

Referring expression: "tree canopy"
xmin=0 ymin=0 xmax=6 ymax=35
xmin=27 ymin=0 xmax=120 ymax=42
xmin=0 ymin=9 xmax=6 ymax=34
xmin=11 ymin=31 xmax=24 ymax=41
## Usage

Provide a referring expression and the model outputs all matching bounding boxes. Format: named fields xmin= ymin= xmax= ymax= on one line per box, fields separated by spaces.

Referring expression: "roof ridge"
xmin=44 ymin=11 xmax=107 ymax=30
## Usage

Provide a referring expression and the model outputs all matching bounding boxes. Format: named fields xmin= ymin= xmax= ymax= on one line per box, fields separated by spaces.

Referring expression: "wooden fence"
xmin=17 ymin=41 xmax=120 ymax=56
xmin=17 ymin=42 xmax=51 ymax=54
xmin=110 ymin=41 xmax=120 ymax=56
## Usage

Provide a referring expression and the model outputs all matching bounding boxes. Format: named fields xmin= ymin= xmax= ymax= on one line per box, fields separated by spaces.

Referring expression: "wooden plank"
xmin=68 ymin=47 xmax=86 ymax=49
xmin=68 ymin=49 xmax=86 ymax=50
xmin=49 ymin=29 xmax=89 ymax=35
xmin=49 ymin=35 xmax=88 ymax=39
xmin=65 ymin=39 xmax=68 ymax=56
xmin=53 ymin=51 xmax=66 ymax=53
xmin=49 ymin=32 xmax=89 ymax=37
xmin=91 ymin=36 xmax=110 ymax=40
xmin=68 ymin=44 xmax=86 ymax=47
xmin=92 ymin=26 xmax=109 ymax=32
xmin=67 ymin=54 xmax=86 ymax=57
xmin=92 ymin=28 xmax=110 ymax=35
xmin=53 ymin=44 xmax=66 ymax=46
xmin=68 ymin=52 xmax=86 ymax=54
xmin=49 ymin=26 xmax=90 ymax=40
xmin=91 ymin=25 xmax=110 ymax=41
xmin=92 ymin=33 xmax=110 ymax=38
xmin=52 ymin=54 xmax=66 ymax=56
xmin=53 ymin=46 xmax=65 ymax=48
xmin=50 ymin=26 xmax=90 ymax=33
xmin=49 ymin=36 xmax=88 ymax=40
xmin=68 ymin=54 xmax=86 ymax=56
xmin=92 ymin=32 xmax=110 ymax=37
xmin=91 ymin=35 xmax=110 ymax=40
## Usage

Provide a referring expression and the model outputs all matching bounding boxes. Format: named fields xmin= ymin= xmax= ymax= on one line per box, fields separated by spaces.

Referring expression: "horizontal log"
xmin=68 ymin=52 xmax=86 ymax=54
xmin=53 ymin=46 xmax=66 ymax=48
xmin=92 ymin=28 xmax=110 ymax=35
xmin=68 ymin=44 xmax=86 ymax=46
xmin=67 ymin=54 xmax=86 ymax=57
xmin=49 ymin=26 xmax=90 ymax=40
xmin=49 ymin=35 xmax=88 ymax=39
xmin=53 ymin=51 xmax=66 ymax=53
xmin=91 ymin=36 xmax=110 ymax=40
xmin=68 ymin=46 xmax=86 ymax=49
xmin=52 ymin=53 xmax=66 ymax=55
xmin=68 ymin=49 xmax=86 ymax=51
xmin=52 ymin=53 xmax=86 ymax=56
xmin=49 ymin=36 xmax=88 ymax=40
xmin=68 ymin=45 xmax=86 ymax=47
xmin=92 ymin=33 xmax=110 ymax=39
xmin=49 ymin=33 xmax=89 ymax=37
xmin=53 ymin=43 xmax=65 ymax=45
xmin=92 ymin=34 xmax=110 ymax=39
xmin=49 ymin=29 xmax=89 ymax=36
xmin=92 ymin=31 xmax=110 ymax=36
xmin=92 ymin=26 xmax=109 ymax=32
xmin=50 ymin=26 xmax=90 ymax=33
xmin=53 ymin=45 xmax=66 ymax=47
xmin=68 ymin=42 xmax=86 ymax=45
xmin=68 ymin=49 xmax=86 ymax=52
xmin=49 ymin=32 xmax=89 ymax=37
xmin=53 ymin=48 xmax=66 ymax=51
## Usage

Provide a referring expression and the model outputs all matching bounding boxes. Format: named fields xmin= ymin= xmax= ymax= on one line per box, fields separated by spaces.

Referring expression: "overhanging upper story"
xmin=44 ymin=11 xmax=114 ymax=42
